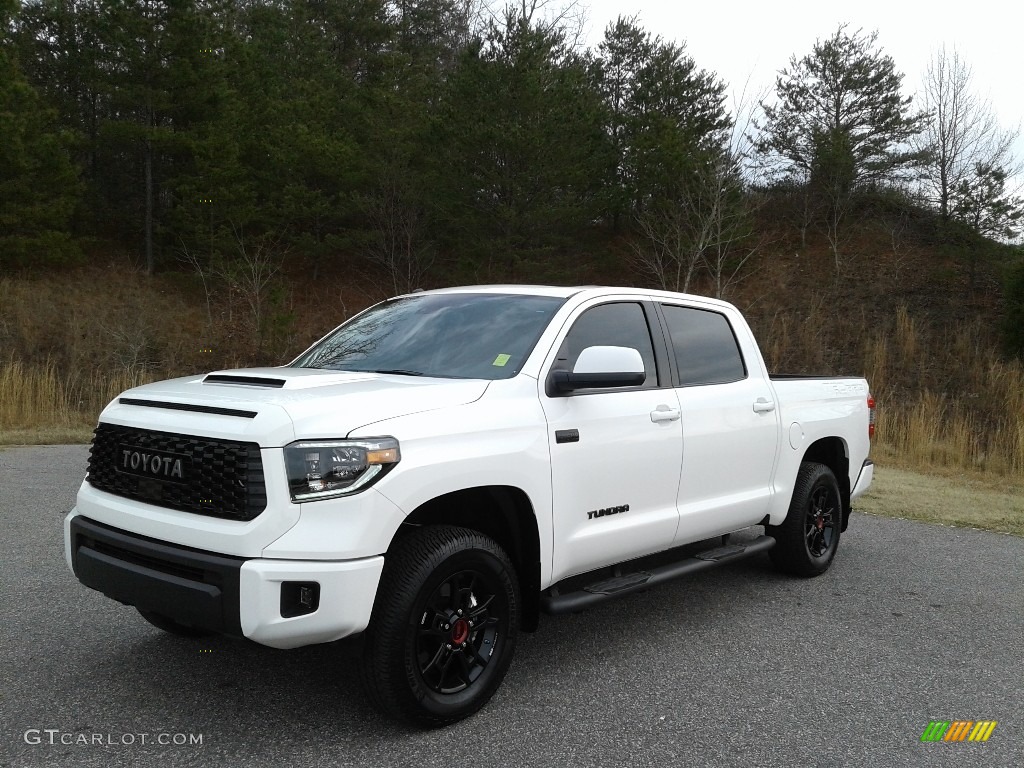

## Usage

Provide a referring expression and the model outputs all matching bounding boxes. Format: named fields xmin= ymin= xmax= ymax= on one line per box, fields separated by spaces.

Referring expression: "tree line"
xmin=2 ymin=0 xmax=1021 ymax=293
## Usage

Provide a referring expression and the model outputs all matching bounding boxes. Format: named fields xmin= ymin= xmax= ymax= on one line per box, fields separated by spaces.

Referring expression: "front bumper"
xmin=66 ymin=513 xmax=383 ymax=649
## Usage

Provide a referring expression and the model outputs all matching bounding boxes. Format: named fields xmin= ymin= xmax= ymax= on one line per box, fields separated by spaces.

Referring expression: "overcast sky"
xmin=579 ymin=0 xmax=1024 ymax=165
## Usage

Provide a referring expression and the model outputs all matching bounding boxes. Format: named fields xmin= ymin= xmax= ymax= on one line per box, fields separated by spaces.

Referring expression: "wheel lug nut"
xmin=446 ymin=643 xmax=452 ymax=650
xmin=461 ymin=642 xmax=467 ymax=649
xmin=444 ymin=624 xmax=450 ymax=630
xmin=457 ymin=609 xmax=463 ymax=616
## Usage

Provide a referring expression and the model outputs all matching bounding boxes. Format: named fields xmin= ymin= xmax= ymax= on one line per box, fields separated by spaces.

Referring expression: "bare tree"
xmin=632 ymin=83 xmax=766 ymax=297
xmin=217 ymin=228 xmax=285 ymax=352
xmin=629 ymin=197 xmax=709 ymax=293
xmin=478 ymin=0 xmax=587 ymax=48
xmin=630 ymin=154 xmax=756 ymax=295
xmin=177 ymin=242 xmax=215 ymax=329
xmin=886 ymin=207 xmax=912 ymax=284
xmin=916 ymin=46 xmax=1019 ymax=222
xmin=705 ymin=82 xmax=769 ymax=297
xmin=360 ymin=161 xmax=434 ymax=296
xmin=630 ymin=157 xmax=756 ymax=296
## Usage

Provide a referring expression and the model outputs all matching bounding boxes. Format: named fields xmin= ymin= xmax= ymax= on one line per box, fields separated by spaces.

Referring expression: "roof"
xmin=411 ymin=284 xmax=737 ymax=311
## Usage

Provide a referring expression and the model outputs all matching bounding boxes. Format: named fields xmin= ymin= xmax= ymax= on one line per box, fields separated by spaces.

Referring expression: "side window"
xmin=660 ymin=305 xmax=746 ymax=386
xmin=553 ymin=302 xmax=658 ymax=388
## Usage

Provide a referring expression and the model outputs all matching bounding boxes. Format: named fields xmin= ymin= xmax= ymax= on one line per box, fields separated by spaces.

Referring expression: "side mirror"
xmin=549 ymin=346 xmax=646 ymax=394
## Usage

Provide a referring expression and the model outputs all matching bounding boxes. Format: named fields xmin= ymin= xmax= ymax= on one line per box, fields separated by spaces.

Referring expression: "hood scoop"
xmin=204 ymin=374 xmax=286 ymax=388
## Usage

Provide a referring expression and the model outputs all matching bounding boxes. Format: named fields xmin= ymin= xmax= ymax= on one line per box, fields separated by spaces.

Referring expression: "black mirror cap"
xmin=548 ymin=370 xmax=646 ymax=395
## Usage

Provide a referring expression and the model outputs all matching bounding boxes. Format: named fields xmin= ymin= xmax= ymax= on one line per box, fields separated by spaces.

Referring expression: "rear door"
xmin=657 ymin=302 xmax=780 ymax=544
xmin=540 ymin=299 xmax=683 ymax=583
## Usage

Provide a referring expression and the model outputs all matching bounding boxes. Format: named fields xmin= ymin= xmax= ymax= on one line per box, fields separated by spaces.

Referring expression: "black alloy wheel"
xmin=804 ymin=483 xmax=837 ymax=559
xmin=360 ymin=525 xmax=519 ymax=726
xmin=768 ymin=461 xmax=842 ymax=577
xmin=416 ymin=569 xmax=502 ymax=695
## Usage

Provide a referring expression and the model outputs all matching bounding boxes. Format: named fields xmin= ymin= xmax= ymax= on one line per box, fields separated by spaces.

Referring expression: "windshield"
xmin=292 ymin=293 xmax=567 ymax=380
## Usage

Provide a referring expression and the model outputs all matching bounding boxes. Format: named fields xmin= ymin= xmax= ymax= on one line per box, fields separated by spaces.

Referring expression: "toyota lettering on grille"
xmin=117 ymin=445 xmax=191 ymax=483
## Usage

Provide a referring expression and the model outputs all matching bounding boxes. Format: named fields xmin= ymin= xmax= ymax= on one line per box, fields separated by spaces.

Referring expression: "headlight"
xmin=284 ymin=438 xmax=400 ymax=502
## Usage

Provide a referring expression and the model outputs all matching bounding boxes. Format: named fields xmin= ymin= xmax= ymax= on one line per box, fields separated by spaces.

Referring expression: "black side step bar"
xmin=539 ymin=535 xmax=776 ymax=615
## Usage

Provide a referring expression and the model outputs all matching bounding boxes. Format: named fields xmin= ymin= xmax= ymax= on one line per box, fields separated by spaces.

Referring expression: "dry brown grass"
xmin=0 ymin=357 xmax=152 ymax=443
xmin=2 ymin=262 xmax=1022 ymax=488
xmin=856 ymin=465 xmax=1024 ymax=537
xmin=0 ymin=426 xmax=96 ymax=446
xmin=0 ymin=264 xmax=376 ymax=445
xmin=863 ymin=310 xmax=1024 ymax=477
xmin=749 ymin=274 xmax=1024 ymax=479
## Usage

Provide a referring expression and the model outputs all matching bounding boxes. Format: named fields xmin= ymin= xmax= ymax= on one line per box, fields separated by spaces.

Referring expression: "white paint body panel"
xmin=766 ymin=377 xmax=872 ymax=524
xmin=238 ymin=556 xmax=384 ymax=648
xmin=64 ymin=285 xmax=873 ymax=649
xmin=542 ymin=386 xmax=683 ymax=583
xmin=674 ymin=377 xmax=780 ymax=543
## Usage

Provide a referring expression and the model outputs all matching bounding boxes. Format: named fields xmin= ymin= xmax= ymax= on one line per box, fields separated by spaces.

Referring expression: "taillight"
xmin=867 ymin=394 xmax=876 ymax=438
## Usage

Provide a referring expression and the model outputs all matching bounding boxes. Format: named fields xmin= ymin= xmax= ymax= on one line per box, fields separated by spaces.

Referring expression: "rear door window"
xmin=660 ymin=305 xmax=746 ymax=386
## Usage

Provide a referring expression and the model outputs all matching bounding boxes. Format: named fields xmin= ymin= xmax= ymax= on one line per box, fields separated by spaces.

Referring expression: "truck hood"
xmin=107 ymin=367 xmax=490 ymax=446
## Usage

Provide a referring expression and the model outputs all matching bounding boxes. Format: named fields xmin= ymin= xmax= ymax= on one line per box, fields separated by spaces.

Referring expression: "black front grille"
xmin=87 ymin=424 xmax=267 ymax=521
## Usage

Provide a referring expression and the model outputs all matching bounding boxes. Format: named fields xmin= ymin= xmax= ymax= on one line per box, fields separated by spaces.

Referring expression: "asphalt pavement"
xmin=1 ymin=445 xmax=1021 ymax=767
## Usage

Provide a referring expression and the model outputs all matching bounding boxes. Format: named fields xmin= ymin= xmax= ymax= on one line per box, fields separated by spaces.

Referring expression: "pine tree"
xmin=757 ymin=25 xmax=927 ymax=189
xmin=594 ymin=18 xmax=729 ymax=226
xmin=0 ymin=0 xmax=81 ymax=267
xmin=952 ymin=162 xmax=1023 ymax=241
xmin=435 ymin=7 xmax=609 ymax=277
xmin=756 ymin=25 xmax=927 ymax=266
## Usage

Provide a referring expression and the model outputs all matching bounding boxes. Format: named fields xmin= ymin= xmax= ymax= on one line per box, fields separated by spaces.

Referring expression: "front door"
xmin=540 ymin=300 xmax=683 ymax=583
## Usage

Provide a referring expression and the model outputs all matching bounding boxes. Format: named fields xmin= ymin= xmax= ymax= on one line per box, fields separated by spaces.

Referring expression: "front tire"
xmin=360 ymin=525 xmax=519 ymax=727
xmin=769 ymin=462 xmax=842 ymax=577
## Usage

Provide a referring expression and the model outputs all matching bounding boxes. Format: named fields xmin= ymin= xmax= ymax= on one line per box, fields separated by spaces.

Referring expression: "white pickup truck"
xmin=65 ymin=285 xmax=874 ymax=725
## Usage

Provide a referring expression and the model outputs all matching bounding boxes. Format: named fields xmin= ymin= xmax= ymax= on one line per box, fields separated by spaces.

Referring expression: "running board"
xmin=540 ymin=535 xmax=776 ymax=615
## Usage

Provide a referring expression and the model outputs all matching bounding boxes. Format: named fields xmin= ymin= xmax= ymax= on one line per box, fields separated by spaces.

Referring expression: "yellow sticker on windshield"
xmin=493 ymin=353 xmax=511 ymax=367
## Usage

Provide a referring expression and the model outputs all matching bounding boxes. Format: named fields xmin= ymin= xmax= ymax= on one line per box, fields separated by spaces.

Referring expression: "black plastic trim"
xmin=555 ymin=429 xmax=580 ymax=444
xmin=540 ymin=535 xmax=776 ymax=614
xmin=87 ymin=424 xmax=267 ymax=521
xmin=280 ymin=581 xmax=320 ymax=618
xmin=204 ymin=374 xmax=286 ymax=388
xmin=70 ymin=516 xmax=245 ymax=636
xmin=643 ymin=300 xmax=674 ymax=388
xmin=119 ymin=398 xmax=257 ymax=418
xmin=550 ymin=370 xmax=645 ymax=393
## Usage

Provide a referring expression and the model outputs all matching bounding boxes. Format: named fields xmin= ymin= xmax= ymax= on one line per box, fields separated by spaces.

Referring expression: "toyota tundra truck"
xmin=65 ymin=285 xmax=875 ymax=726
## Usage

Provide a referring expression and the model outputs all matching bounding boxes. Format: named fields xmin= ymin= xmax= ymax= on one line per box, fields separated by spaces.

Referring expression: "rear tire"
xmin=769 ymin=462 xmax=842 ymax=577
xmin=360 ymin=525 xmax=519 ymax=727
xmin=137 ymin=608 xmax=213 ymax=638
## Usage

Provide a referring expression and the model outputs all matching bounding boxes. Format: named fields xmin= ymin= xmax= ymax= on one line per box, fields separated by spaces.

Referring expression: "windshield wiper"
xmin=371 ymin=369 xmax=425 ymax=376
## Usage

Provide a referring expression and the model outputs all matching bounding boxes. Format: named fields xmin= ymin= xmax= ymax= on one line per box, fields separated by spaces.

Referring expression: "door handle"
xmin=650 ymin=406 xmax=681 ymax=423
xmin=753 ymin=398 xmax=776 ymax=413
